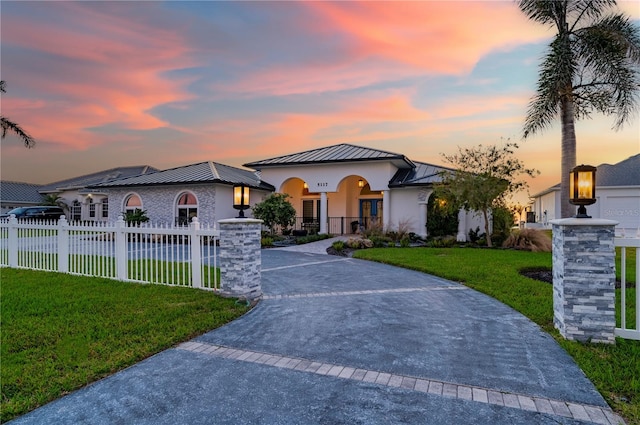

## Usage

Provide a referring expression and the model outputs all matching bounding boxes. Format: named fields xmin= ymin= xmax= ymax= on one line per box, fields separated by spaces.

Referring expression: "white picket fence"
xmin=0 ymin=215 xmax=219 ymax=290
xmin=615 ymin=236 xmax=640 ymax=340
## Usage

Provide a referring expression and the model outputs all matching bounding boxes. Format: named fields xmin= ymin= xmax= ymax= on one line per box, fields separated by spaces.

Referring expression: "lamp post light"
xmin=569 ymin=164 xmax=596 ymax=218
xmin=233 ymin=184 xmax=250 ymax=218
xmin=358 ymin=179 xmax=364 ymax=188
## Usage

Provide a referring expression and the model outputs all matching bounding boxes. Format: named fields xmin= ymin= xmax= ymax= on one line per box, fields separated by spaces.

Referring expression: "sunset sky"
xmin=1 ymin=1 xmax=638 ymax=204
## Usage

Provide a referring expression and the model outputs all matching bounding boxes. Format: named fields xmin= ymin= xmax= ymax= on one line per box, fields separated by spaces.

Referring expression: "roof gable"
xmin=389 ymin=161 xmax=453 ymax=187
xmin=596 ymin=154 xmax=640 ymax=187
xmin=244 ymin=143 xmax=415 ymax=169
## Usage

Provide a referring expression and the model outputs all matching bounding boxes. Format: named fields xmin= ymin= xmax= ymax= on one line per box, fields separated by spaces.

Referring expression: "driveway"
xmin=8 ymin=247 xmax=622 ymax=425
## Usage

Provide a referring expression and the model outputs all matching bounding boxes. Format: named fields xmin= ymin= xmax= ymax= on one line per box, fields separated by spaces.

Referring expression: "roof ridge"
xmin=208 ymin=161 xmax=220 ymax=179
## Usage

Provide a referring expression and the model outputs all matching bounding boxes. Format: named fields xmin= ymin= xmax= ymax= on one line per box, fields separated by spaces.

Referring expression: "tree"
xmin=426 ymin=194 xmax=459 ymax=238
xmin=0 ymin=81 xmax=35 ymax=148
xmin=251 ymin=193 xmax=296 ymax=235
xmin=518 ymin=0 xmax=640 ymax=217
xmin=42 ymin=194 xmax=62 ymax=206
xmin=435 ymin=142 xmax=538 ymax=247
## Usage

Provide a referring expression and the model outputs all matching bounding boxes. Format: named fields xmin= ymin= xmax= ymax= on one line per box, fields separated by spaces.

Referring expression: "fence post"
xmin=8 ymin=215 xmax=18 ymax=267
xmin=190 ymin=217 xmax=202 ymax=288
xmin=218 ymin=218 xmax=263 ymax=300
xmin=551 ymin=218 xmax=618 ymax=344
xmin=115 ymin=216 xmax=128 ymax=280
xmin=58 ymin=216 xmax=69 ymax=273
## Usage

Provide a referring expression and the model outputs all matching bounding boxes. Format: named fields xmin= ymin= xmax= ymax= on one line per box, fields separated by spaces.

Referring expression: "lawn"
xmin=354 ymin=247 xmax=639 ymax=424
xmin=0 ymin=268 xmax=249 ymax=423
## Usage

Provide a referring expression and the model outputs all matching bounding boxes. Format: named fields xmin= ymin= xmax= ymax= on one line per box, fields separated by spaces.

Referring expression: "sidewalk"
xmin=9 ymin=248 xmax=623 ymax=425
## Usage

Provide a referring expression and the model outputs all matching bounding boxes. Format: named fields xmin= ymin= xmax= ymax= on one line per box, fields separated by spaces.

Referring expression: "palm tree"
xmin=0 ymin=80 xmax=35 ymax=148
xmin=518 ymin=0 xmax=640 ymax=218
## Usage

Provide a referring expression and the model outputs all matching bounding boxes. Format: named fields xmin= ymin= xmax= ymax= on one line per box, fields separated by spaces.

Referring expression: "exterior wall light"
xmin=303 ymin=182 xmax=308 ymax=189
xmin=358 ymin=179 xmax=364 ymax=188
xmin=233 ymin=184 xmax=250 ymax=218
xmin=569 ymin=164 xmax=596 ymax=218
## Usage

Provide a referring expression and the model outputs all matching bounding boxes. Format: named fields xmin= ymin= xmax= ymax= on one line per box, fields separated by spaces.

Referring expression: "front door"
xmin=360 ymin=199 xmax=382 ymax=229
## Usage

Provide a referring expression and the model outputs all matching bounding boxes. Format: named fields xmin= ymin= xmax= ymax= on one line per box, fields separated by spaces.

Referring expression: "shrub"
xmin=502 ymin=229 xmax=551 ymax=252
xmin=346 ymin=237 xmax=373 ymax=249
xmin=251 ymin=193 xmax=296 ymax=235
xmin=332 ymin=240 xmax=345 ymax=252
xmin=468 ymin=226 xmax=485 ymax=244
xmin=426 ymin=236 xmax=457 ymax=248
xmin=400 ymin=236 xmax=411 ymax=248
xmin=295 ymin=233 xmax=332 ymax=245
xmin=261 ymin=237 xmax=274 ymax=247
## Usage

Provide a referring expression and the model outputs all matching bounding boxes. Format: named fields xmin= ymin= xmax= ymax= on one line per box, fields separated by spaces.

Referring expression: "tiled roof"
xmin=389 ymin=162 xmax=453 ymax=187
xmin=89 ymin=161 xmax=275 ymax=191
xmin=1 ymin=181 xmax=45 ymax=203
xmin=596 ymin=154 xmax=640 ymax=187
xmin=40 ymin=166 xmax=158 ymax=193
xmin=244 ymin=143 xmax=415 ymax=169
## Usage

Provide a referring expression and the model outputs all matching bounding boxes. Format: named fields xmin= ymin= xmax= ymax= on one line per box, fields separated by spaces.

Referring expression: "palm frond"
xmin=1 ymin=117 xmax=36 ymax=148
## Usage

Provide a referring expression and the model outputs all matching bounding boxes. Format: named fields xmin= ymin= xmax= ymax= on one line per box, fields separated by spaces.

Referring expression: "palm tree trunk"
xmin=560 ymin=96 xmax=577 ymax=218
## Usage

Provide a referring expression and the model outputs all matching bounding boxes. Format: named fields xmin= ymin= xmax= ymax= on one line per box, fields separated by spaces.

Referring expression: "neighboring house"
xmin=88 ymin=161 xmax=275 ymax=225
xmin=244 ymin=143 xmax=485 ymax=239
xmin=0 ymin=181 xmax=44 ymax=213
xmin=529 ymin=154 xmax=640 ymax=232
xmin=39 ymin=166 xmax=158 ymax=221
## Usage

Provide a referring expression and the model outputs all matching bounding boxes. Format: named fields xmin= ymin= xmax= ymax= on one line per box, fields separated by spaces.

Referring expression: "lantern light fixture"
xmin=233 ymin=184 xmax=250 ymax=218
xmin=569 ymin=164 xmax=596 ymax=218
xmin=303 ymin=182 xmax=308 ymax=189
xmin=358 ymin=179 xmax=364 ymax=188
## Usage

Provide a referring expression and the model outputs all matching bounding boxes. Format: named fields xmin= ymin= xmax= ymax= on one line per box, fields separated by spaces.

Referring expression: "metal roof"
xmin=89 ymin=161 xmax=275 ymax=191
xmin=244 ymin=143 xmax=415 ymax=169
xmin=40 ymin=166 xmax=158 ymax=193
xmin=0 ymin=181 xmax=45 ymax=203
xmin=389 ymin=161 xmax=453 ymax=187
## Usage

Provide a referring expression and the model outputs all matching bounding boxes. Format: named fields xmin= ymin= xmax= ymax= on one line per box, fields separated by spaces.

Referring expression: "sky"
xmin=1 ymin=0 xmax=639 ymax=205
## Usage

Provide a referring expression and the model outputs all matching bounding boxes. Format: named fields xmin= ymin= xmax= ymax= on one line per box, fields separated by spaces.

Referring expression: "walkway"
xmin=9 ymin=246 xmax=624 ymax=424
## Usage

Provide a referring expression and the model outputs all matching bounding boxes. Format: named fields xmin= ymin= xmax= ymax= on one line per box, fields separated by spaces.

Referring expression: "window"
xmin=124 ymin=194 xmax=142 ymax=213
xmin=102 ymin=198 xmax=109 ymax=218
xmin=71 ymin=201 xmax=81 ymax=221
xmin=176 ymin=192 xmax=198 ymax=225
xmin=89 ymin=198 xmax=95 ymax=218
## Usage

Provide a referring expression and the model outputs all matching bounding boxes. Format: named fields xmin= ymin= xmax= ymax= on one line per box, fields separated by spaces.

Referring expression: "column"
xmin=218 ymin=218 xmax=263 ymax=300
xmin=551 ymin=218 xmax=618 ymax=344
xmin=419 ymin=202 xmax=428 ymax=238
xmin=382 ymin=190 xmax=390 ymax=231
xmin=456 ymin=209 xmax=467 ymax=242
xmin=320 ymin=192 xmax=328 ymax=234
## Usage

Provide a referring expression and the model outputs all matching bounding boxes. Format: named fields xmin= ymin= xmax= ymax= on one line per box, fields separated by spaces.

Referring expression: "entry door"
xmin=360 ymin=199 xmax=382 ymax=228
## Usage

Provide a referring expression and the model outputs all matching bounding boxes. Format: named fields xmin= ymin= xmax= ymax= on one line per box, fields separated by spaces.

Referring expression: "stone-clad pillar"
xmin=551 ymin=218 xmax=618 ymax=344
xmin=218 ymin=218 xmax=263 ymax=300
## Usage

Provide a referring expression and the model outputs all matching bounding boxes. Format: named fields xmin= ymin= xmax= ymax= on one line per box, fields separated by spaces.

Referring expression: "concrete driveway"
xmin=8 ymin=247 xmax=623 ymax=425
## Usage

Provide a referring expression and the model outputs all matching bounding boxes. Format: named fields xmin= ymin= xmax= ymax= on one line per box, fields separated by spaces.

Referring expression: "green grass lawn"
xmin=0 ymin=268 xmax=248 ymax=423
xmin=354 ymin=247 xmax=639 ymax=424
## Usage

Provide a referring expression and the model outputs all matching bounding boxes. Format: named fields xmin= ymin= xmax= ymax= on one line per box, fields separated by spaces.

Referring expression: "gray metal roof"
xmin=0 ymin=181 xmax=45 ymax=204
xmin=40 ymin=166 xmax=158 ymax=193
xmin=89 ymin=161 xmax=275 ymax=191
xmin=244 ymin=143 xmax=415 ymax=169
xmin=389 ymin=161 xmax=453 ymax=187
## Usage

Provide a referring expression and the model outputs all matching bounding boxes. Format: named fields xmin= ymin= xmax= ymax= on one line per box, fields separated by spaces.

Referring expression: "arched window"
xmin=176 ymin=192 xmax=198 ymax=225
xmin=124 ymin=194 xmax=142 ymax=213
xmin=71 ymin=200 xmax=81 ymax=221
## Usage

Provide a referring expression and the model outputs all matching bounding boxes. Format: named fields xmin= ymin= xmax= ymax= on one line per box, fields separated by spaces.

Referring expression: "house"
xmin=244 ymin=143 xmax=485 ymax=239
xmin=0 ymin=181 xmax=45 ymax=213
xmin=37 ymin=166 xmax=158 ymax=221
xmin=529 ymin=154 xmax=640 ymax=233
xmin=88 ymin=161 xmax=275 ymax=225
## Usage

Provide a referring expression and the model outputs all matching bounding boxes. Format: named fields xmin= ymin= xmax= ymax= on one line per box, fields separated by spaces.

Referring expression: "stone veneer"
xmin=551 ymin=218 xmax=618 ymax=344
xmin=218 ymin=218 xmax=263 ymax=300
xmin=107 ymin=185 xmax=217 ymax=224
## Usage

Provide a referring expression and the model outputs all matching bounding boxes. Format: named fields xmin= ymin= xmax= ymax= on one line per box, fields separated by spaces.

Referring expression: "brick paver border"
xmin=177 ymin=341 xmax=623 ymax=425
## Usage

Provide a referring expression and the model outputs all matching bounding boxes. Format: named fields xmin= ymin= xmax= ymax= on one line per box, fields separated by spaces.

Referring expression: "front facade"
xmin=530 ymin=154 xmax=640 ymax=234
xmin=245 ymin=144 xmax=485 ymax=238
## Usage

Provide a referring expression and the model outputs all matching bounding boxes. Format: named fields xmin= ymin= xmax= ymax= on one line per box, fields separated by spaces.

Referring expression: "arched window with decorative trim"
xmin=176 ymin=192 xmax=198 ymax=225
xmin=124 ymin=194 xmax=142 ymax=213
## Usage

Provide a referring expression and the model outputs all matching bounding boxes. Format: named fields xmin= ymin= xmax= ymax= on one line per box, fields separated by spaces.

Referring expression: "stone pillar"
xmin=551 ymin=218 xmax=618 ymax=344
xmin=218 ymin=218 xmax=263 ymax=300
